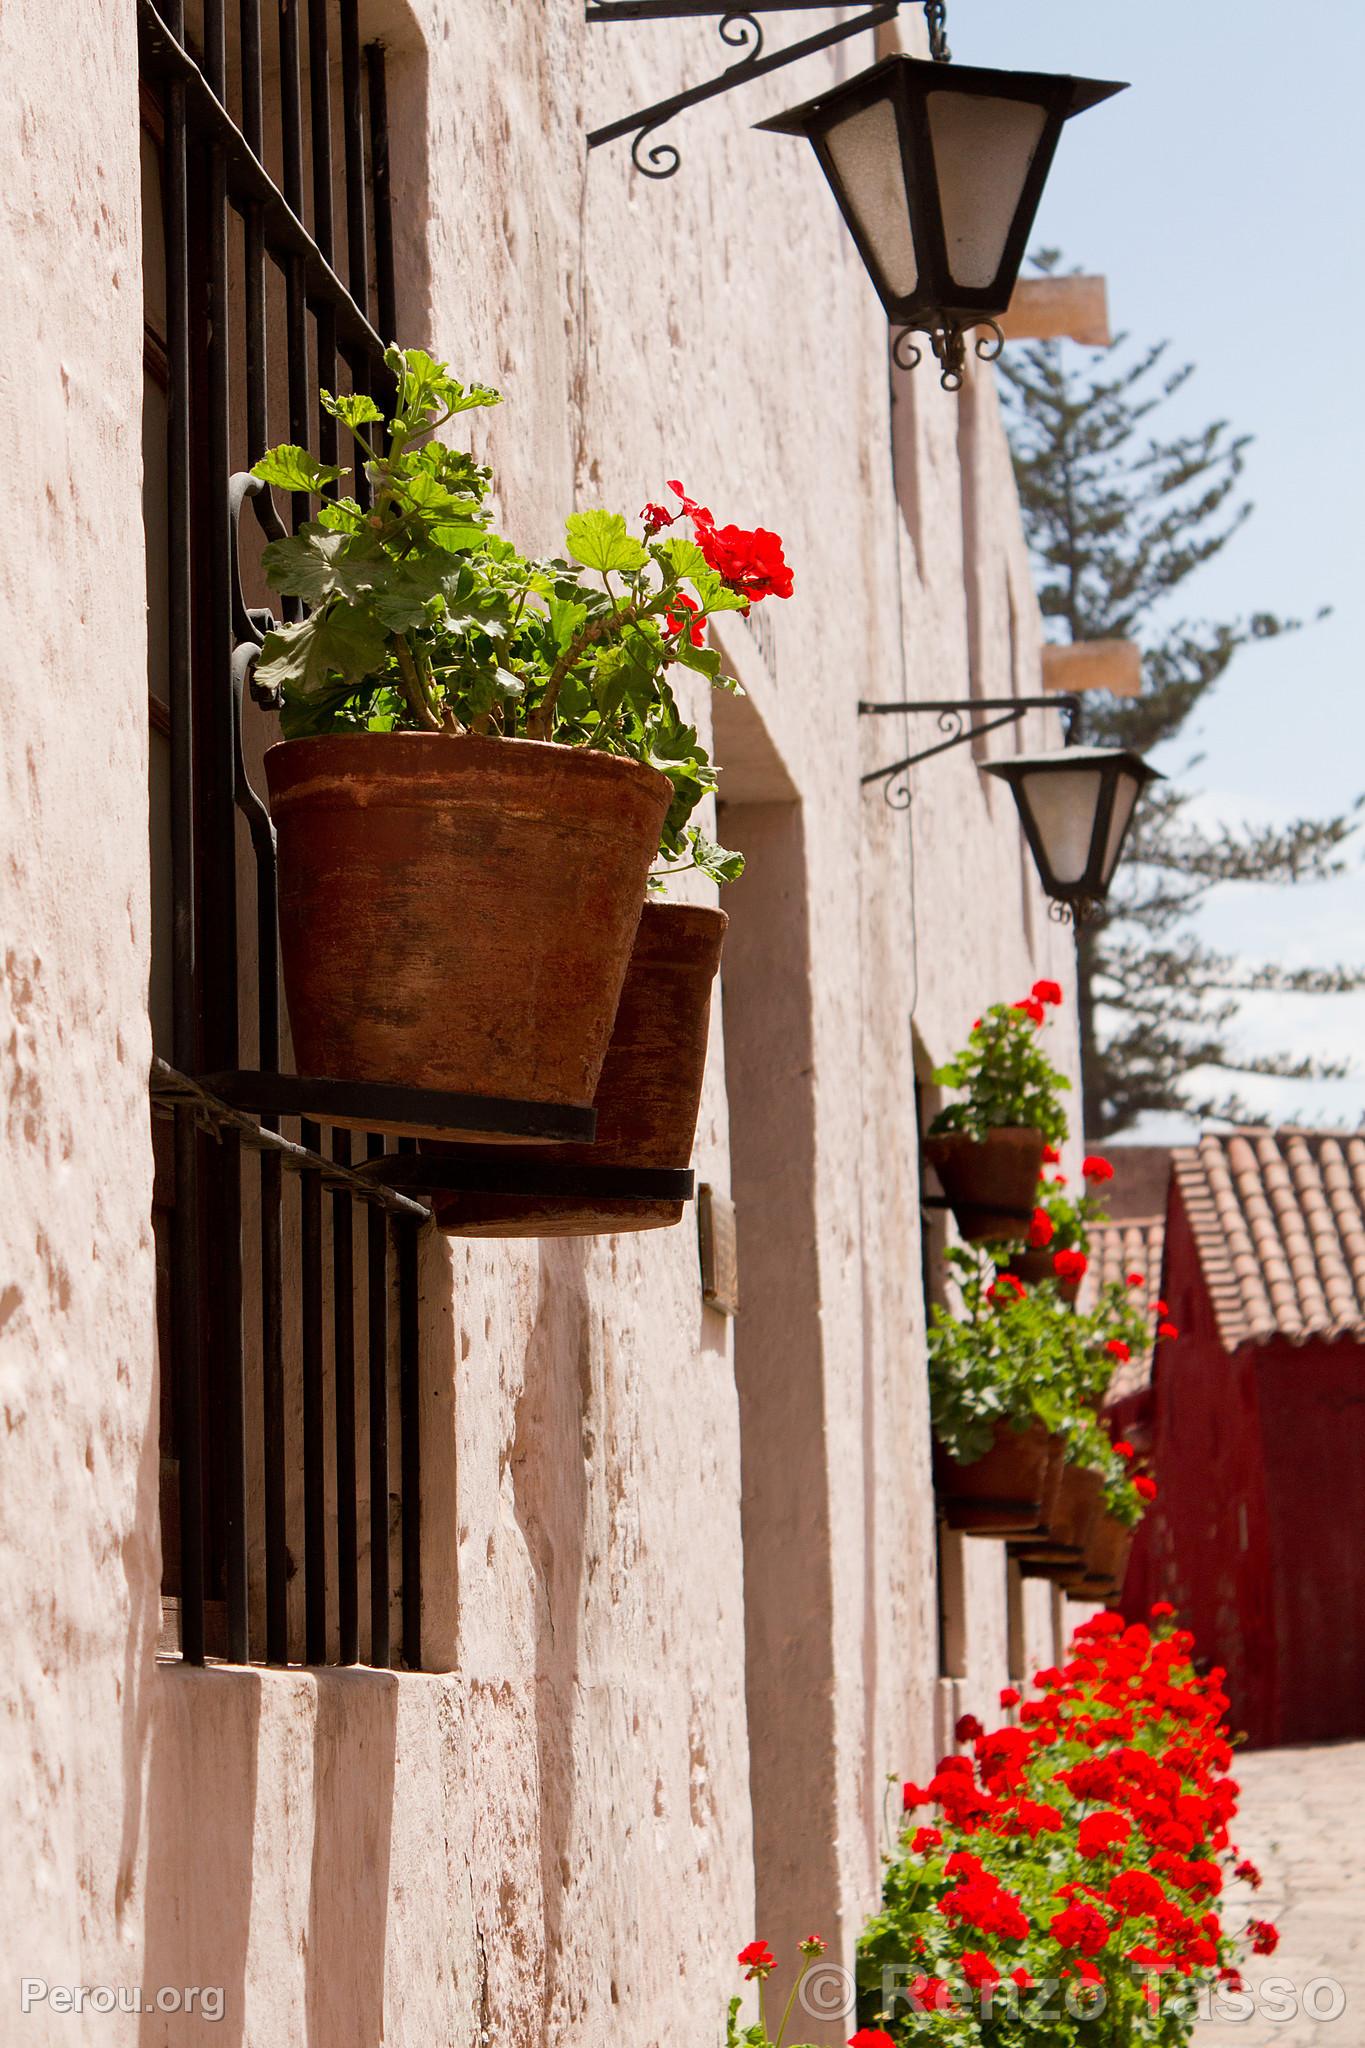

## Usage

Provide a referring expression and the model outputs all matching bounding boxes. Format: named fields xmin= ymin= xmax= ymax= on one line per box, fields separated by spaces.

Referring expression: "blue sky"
xmin=954 ymin=0 xmax=1365 ymax=1136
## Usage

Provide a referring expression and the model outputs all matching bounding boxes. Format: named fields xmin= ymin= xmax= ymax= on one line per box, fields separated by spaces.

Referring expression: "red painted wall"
xmin=1123 ymin=1181 xmax=1365 ymax=1748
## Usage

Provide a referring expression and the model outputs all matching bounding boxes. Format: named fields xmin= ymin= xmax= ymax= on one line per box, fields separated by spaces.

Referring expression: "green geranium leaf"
xmin=254 ymin=607 xmax=389 ymax=703
xmin=672 ymin=636 xmax=722 ymax=681
xmin=259 ymin=527 xmax=387 ymax=606
xmin=320 ymin=389 xmax=385 ymax=432
xmin=251 ymin=443 xmax=345 ymax=495
xmin=565 ymin=510 xmax=648 ymax=576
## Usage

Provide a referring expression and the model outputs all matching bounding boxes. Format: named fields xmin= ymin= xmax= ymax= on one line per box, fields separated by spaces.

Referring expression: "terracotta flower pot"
xmin=263 ymin=733 xmax=672 ymax=1137
xmin=1010 ymin=1462 xmax=1104 ymax=1575
xmin=923 ymin=1127 xmax=1047 ymax=1243
xmin=934 ymin=1417 xmax=1056 ymax=1536
xmin=1059 ymin=1508 xmax=1135 ymax=1600
xmin=426 ymin=902 xmax=728 ymax=1236
xmin=1002 ymin=1246 xmax=1081 ymax=1306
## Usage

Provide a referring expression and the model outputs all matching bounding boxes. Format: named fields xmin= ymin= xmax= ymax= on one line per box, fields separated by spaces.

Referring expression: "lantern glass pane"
xmin=926 ymin=90 xmax=1048 ymax=290
xmin=1021 ymin=766 xmax=1102 ymax=886
xmin=824 ymin=97 xmax=918 ymax=297
xmin=1099 ymin=768 xmax=1141 ymax=886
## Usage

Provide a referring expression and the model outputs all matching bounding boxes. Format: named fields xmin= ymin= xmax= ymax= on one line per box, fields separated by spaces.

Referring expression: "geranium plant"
xmin=929 ymin=1251 xmax=1168 ymax=1467
xmin=929 ymin=985 xmax=1071 ymax=1147
xmin=852 ymin=1608 xmax=1270 ymax=2046
xmin=250 ymin=349 xmax=794 ymax=885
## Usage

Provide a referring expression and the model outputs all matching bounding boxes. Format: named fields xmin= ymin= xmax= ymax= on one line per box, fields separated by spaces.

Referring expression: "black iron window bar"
xmin=141 ymin=1 xmax=701 ymax=1671
xmin=586 ymin=0 xmax=945 ymax=180
xmin=139 ymin=0 xmax=429 ymax=1674
xmin=858 ymin=694 xmax=1082 ymax=810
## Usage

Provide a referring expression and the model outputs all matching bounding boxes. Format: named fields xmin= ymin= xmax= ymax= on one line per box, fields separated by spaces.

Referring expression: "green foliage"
xmin=929 ymin=1002 xmax=1071 ymax=1147
xmin=999 ymin=253 xmax=1364 ymax=1135
xmin=248 ymin=345 xmax=788 ymax=887
xmin=928 ymin=1249 xmax=1156 ymax=1490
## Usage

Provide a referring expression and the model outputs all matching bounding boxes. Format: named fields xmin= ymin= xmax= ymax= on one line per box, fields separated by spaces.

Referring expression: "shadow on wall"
xmin=509 ymin=1240 xmax=593 ymax=2048
xmin=718 ymin=779 xmax=843 ymax=2042
xmin=138 ymin=1665 xmax=399 ymax=2048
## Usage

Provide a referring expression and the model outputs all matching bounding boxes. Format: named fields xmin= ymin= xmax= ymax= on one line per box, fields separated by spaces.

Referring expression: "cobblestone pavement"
xmin=1195 ymin=1742 xmax=1365 ymax=2046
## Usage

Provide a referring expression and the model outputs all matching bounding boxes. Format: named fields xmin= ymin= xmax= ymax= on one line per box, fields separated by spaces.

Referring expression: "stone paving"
xmin=1195 ymin=1742 xmax=1365 ymax=2046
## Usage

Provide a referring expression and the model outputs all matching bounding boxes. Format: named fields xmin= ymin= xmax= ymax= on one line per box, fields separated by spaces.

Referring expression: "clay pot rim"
xmin=925 ymin=1125 xmax=1047 ymax=1150
xmin=264 ymin=728 xmax=675 ymax=804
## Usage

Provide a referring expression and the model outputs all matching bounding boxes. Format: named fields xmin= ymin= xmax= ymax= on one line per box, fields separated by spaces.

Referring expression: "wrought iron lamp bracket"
xmin=585 ymin=0 xmax=948 ymax=181
xmin=858 ymin=694 xmax=1082 ymax=810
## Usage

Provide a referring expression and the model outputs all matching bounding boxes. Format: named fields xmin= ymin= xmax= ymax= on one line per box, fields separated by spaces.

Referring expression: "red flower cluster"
xmin=986 ymin=1274 xmax=1026 ymax=1309
xmin=869 ymin=1608 xmax=1274 ymax=2012
xmin=736 ymin=1940 xmax=774 ymax=1980
xmin=1082 ymin=1154 xmax=1114 ymax=1184
xmin=1028 ymin=1207 xmax=1055 ymax=1250
xmin=1053 ymin=1247 xmax=1088 ymax=1283
xmin=655 ymin=479 xmax=794 ymax=603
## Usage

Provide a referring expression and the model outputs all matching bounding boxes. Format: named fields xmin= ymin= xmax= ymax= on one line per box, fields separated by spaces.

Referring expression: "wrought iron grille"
xmin=138 ymin=0 xmax=425 ymax=1671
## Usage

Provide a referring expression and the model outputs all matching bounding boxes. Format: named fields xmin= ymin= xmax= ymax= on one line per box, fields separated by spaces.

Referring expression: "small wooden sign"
xmin=1000 ymin=276 xmax=1112 ymax=347
xmin=1042 ymin=640 xmax=1143 ymax=698
xmin=698 ymin=1184 xmax=740 ymax=1317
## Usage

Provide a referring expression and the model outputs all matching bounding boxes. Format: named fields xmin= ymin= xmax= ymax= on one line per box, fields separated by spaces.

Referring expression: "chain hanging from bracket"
xmin=925 ymin=0 xmax=950 ymax=62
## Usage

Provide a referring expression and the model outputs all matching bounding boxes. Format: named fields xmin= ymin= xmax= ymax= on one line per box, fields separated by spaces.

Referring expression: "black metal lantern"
xmin=756 ymin=53 xmax=1126 ymax=386
xmin=982 ymin=747 xmax=1161 ymax=920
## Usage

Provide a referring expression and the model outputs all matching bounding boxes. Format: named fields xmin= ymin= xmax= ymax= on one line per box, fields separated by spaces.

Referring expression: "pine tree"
xmin=998 ymin=258 xmax=1364 ymax=1139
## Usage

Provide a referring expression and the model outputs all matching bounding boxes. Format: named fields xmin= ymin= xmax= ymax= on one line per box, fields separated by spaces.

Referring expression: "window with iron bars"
xmin=139 ymin=0 xmax=428 ymax=1672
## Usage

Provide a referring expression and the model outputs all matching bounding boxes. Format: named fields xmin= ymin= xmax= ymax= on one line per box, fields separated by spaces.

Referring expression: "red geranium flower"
xmin=640 ymin=500 xmax=675 ymax=536
xmin=912 ymin=1825 xmax=943 ymax=1854
xmin=999 ymin=1686 xmax=1021 ymax=1709
xmin=909 ymin=1976 xmax=956 ymax=2014
xmin=987 ymin=1274 xmax=1027 ymax=1308
xmin=1126 ymin=1270 xmax=1145 ymax=1288
xmin=960 ymin=1951 xmax=1000 ymax=1993
xmin=1011 ymin=1966 xmax=1034 ymax=1989
xmin=1032 ymin=979 xmax=1063 ymax=1006
xmin=902 ymin=1781 xmax=931 ymax=1812
xmin=1042 ymin=1145 xmax=1061 ymax=1165
xmin=737 ymin=1941 xmax=775 ymax=1979
xmin=1054 ymin=1247 xmax=1088 ymax=1282
xmin=1029 ymin=1207 xmax=1055 ymax=1250
xmin=848 ymin=2031 xmax=896 ymax=2048
xmin=1156 ymin=1299 xmax=1171 ymax=1317
xmin=955 ymin=1713 xmax=985 ymax=1744
xmin=664 ymin=589 xmax=706 ymax=647
xmin=1106 ymin=1339 xmax=1132 ymax=1364
xmin=1234 ymin=1859 xmax=1263 ymax=1890
xmin=1158 ymin=1320 xmax=1179 ymax=1340
xmin=1083 ymin=1155 xmax=1115 ymax=1183
xmin=1134 ymin=1475 xmax=1158 ymax=1503
xmin=799 ymin=1934 xmax=827 ymax=1956
xmin=1113 ymin=1440 xmax=1135 ymax=1460
xmin=664 ymin=479 xmax=794 ymax=603
xmin=1151 ymin=1601 xmax=1175 ymax=1620
xmin=1108 ymin=1870 xmax=1169 ymax=1918
xmin=1013 ymin=996 xmax=1046 ymax=1027
xmin=1078 ymin=1810 xmax=1133 ymax=1860
xmin=1248 ymin=1919 xmax=1280 ymax=1955
xmin=1050 ymin=1903 xmax=1112 ymax=1956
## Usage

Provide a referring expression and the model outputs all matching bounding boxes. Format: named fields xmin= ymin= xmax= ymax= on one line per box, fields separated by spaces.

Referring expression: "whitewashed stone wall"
xmin=0 ymin=3 xmax=1086 ymax=2043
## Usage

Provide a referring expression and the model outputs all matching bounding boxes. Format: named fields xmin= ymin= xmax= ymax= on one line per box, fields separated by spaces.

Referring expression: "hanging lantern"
xmin=982 ymin=747 xmax=1160 ymax=920
xmin=757 ymin=52 xmax=1126 ymax=386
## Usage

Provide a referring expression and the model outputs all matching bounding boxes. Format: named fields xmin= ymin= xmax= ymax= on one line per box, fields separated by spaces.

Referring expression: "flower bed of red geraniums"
xmin=727 ymin=1610 xmax=1275 ymax=2048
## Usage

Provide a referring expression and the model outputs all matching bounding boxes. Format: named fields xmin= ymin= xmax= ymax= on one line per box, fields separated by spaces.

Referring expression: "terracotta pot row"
xmin=264 ymin=734 xmax=726 ymax=1234
xmin=935 ymin=1421 xmax=1134 ymax=1602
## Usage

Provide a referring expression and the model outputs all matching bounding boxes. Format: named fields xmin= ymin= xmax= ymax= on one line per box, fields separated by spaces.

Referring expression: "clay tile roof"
xmin=1172 ymin=1128 xmax=1365 ymax=1352
xmin=1082 ymin=1215 xmax=1165 ymax=1398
